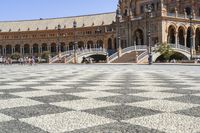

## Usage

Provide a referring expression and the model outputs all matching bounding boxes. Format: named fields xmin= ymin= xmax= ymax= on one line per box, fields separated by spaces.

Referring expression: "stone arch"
xmin=154 ymin=50 xmax=190 ymax=62
xmin=87 ymin=41 xmax=94 ymax=49
xmin=96 ymin=40 xmax=103 ymax=48
xmin=78 ymin=41 xmax=84 ymax=49
xmin=42 ymin=43 xmax=48 ymax=52
xmin=108 ymin=38 xmax=112 ymax=50
xmin=61 ymin=42 xmax=66 ymax=52
xmin=195 ymin=27 xmax=200 ymax=53
xmin=186 ymin=27 xmax=194 ymax=48
xmin=68 ymin=42 xmax=74 ymax=51
xmin=51 ymin=43 xmax=57 ymax=53
xmin=168 ymin=25 xmax=176 ymax=44
xmin=33 ymin=44 xmax=39 ymax=53
xmin=24 ymin=44 xmax=30 ymax=54
xmin=0 ymin=45 xmax=2 ymax=55
xmin=6 ymin=45 xmax=12 ymax=55
xmin=178 ymin=26 xmax=185 ymax=46
xmin=134 ymin=29 xmax=144 ymax=45
xmin=15 ymin=44 xmax=20 ymax=53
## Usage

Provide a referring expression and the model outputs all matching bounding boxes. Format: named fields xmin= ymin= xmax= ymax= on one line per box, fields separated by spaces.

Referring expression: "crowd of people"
xmin=0 ymin=56 xmax=38 ymax=65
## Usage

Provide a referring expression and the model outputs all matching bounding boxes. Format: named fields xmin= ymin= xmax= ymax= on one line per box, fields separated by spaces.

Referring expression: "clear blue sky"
xmin=1 ymin=0 xmax=118 ymax=21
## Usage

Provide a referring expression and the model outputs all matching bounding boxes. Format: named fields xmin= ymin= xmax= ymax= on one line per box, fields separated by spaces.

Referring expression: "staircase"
xmin=112 ymin=51 xmax=143 ymax=63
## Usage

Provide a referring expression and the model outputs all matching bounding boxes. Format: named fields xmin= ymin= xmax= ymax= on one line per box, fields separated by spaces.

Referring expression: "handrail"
xmin=137 ymin=51 xmax=148 ymax=63
xmin=50 ymin=48 xmax=107 ymax=63
xmin=169 ymin=44 xmax=190 ymax=53
xmin=109 ymin=45 xmax=147 ymax=63
xmin=108 ymin=52 xmax=119 ymax=63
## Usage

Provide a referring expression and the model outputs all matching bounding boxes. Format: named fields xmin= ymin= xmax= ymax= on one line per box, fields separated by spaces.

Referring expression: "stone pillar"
xmin=47 ymin=44 xmax=51 ymax=52
xmin=30 ymin=46 xmax=33 ymax=55
xmin=193 ymin=35 xmax=196 ymax=54
xmin=184 ymin=34 xmax=187 ymax=47
xmin=12 ymin=46 xmax=15 ymax=54
xmin=4 ymin=47 xmax=6 ymax=56
xmin=175 ymin=32 xmax=178 ymax=48
xmin=2 ymin=47 xmax=5 ymax=56
xmin=20 ymin=47 xmax=24 ymax=56
xmin=40 ymin=46 xmax=42 ymax=54
xmin=56 ymin=45 xmax=58 ymax=53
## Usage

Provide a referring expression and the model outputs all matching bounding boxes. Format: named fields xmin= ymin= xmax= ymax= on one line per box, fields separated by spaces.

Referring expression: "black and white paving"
xmin=0 ymin=64 xmax=199 ymax=133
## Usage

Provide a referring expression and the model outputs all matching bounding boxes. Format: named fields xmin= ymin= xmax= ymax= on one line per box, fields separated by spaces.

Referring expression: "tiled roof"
xmin=0 ymin=12 xmax=116 ymax=32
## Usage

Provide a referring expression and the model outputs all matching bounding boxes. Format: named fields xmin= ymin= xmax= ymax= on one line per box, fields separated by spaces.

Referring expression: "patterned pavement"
xmin=0 ymin=64 xmax=200 ymax=133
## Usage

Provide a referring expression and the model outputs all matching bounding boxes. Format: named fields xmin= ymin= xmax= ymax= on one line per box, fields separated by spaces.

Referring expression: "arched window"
xmin=178 ymin=27 xmax=185 ymax=46
xmin=24 ymin=44 xmax=30 ymax=54
xmin=15 ymin=44 xmax=20 ymax=53
xmin=195 ymin=28 xmax=200 ymax=53
xmin=33 ymin=44 xmax=39 ymax=53
xmin=168 ymin=26 xmax=176 ymax=44
xmin=42 ymin=43 xmax=47 ymax=52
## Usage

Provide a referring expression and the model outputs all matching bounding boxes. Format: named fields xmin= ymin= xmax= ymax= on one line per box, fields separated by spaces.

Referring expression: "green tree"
xmin=11 ymin=53 xmax=21 ymax=60
xmin=41 ymin=51 xmax=50 ymax=62
xmin=155 ymin=43 xmax=174 ymax=62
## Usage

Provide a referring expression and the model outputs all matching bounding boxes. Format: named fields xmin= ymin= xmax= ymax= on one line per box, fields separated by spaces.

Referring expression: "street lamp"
xmin=57 ymin=24 xmax=61 ymax=57
xmin=116 ymin=5 xmax=121 ymax=56
xmin=73 ymin=20 xmax=77 ymax=63
xmin=189 ymin=12 xmax=193 ymax=60
xmin=145 ymin=4 xmax=153 ymax=65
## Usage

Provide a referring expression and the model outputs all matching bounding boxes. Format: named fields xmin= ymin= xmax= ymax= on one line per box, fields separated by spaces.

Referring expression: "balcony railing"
xmin=167 ymin=12 xmax=200 ymax=20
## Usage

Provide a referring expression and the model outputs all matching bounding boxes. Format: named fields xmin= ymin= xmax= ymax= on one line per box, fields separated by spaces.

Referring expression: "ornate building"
xmin=0 ymin=0 xmax=200 ymax=61
xmin=118 ymin=0 xmax=200 ymax=55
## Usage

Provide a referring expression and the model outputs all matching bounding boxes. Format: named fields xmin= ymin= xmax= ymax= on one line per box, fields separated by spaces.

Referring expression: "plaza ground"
xmin=0 ymin=64 xmax=200 ymax=133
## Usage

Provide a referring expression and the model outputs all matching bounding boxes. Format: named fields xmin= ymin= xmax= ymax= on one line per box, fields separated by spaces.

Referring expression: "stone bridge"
xmin=50 ymin=44 xmax=192 ymax=64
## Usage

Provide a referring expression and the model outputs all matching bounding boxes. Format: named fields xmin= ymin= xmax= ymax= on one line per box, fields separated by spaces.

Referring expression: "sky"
xmin=0 ymin=0 xmax=118 ymax=21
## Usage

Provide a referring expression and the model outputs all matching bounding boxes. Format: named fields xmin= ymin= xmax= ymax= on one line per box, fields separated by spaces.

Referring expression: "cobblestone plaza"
xmin=0 ymin=64 xmax=200 ymax=133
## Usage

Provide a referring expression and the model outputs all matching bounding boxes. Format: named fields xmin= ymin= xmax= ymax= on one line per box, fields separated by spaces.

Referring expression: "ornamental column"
xmin=184 ymin=34 xmax=187 ymax=47
xmin=193 ymin=34 xmax=196 ymax=54
xmin=175 ymin=32 xmax=178 ymax=48
xmin=12 ymin=46 xmax=15 ymax=54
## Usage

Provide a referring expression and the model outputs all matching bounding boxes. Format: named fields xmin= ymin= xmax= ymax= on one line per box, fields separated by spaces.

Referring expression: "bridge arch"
xmin=153 ymin=50 xmax=190 ymax=62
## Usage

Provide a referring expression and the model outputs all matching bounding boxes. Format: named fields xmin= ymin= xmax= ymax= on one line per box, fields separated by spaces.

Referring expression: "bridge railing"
xmin=50 ymin=48 xmax=107 ymax=63
xmin=169 ymin=44 xmax=190 ymax=53
xmin=137 ymin=51 xmax=148 ymax=63
xmin=108 ymin=45 xmax=147 ymax=63
xmin=108 ymin=52 xmax=119 ymax=62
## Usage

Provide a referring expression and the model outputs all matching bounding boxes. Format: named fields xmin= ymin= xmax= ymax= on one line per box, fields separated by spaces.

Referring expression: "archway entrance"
xmin=168 ymin=26 xmax=176 ymax=44
xmin=134 ymin=29 xmax=144 ymax=45
xmin=195 ymin=28 xmax=200 ymax=53
xmin=155 ymin=52 xmax=188 ymax=62
xmin=178 ymin=27 xmax=185 ymax=46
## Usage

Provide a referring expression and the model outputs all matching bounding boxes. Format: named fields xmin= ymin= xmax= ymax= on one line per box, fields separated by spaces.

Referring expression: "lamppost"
xmin=73 ymin=20 xmax=77 ymax=63
xmin=116 ymin=5 xmax=121 ymax=57
xmin=189 ymin=12 xmax=193 ymax=60
xmin=145 ymin=4 xmax=153 ymax=65
xmin=57 ymin=24 xmax=62 ymax=58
